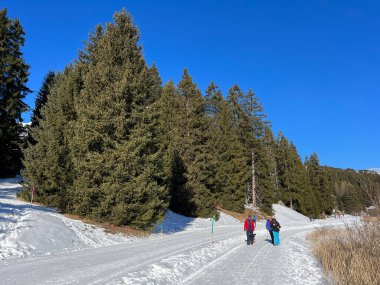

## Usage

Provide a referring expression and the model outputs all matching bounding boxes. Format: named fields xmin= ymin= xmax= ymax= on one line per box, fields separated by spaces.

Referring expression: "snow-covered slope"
xmin=0 ymin=177 xmax=135 ymax=259
xmin=273 ymin=204 xmax=309 ymax=223
xmin=0 ymin=177 xmax=240 ymax=260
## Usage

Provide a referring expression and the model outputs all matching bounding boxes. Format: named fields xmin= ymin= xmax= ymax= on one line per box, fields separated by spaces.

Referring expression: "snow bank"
xmin=0 ymin=177 xmax=133 ymax=260
xmin=153 ymin=210 xmax=240 ymax=234
xmin=1 ymin=177 xmax=240 ymax=261
xmin=273 ymin=204 xmax=309 ymax=223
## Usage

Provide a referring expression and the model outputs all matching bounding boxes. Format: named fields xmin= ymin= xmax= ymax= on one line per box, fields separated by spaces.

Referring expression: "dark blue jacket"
xmin=266 ymin=219 xmax=272 ymax=231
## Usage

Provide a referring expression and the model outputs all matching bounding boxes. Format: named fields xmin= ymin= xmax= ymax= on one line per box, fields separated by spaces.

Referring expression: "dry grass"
xmin=217 ymin=207 xmax=267 ymax=222
xmin=307 ymin=221 xmax=380 ymax=285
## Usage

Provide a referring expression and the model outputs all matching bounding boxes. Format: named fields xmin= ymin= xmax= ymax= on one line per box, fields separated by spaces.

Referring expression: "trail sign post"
xmin=211 ymin=215 xmax=216 ymax=243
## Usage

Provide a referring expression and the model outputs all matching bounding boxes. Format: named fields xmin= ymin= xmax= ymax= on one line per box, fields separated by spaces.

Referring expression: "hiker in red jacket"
xmin=244 ymin=215 xmax=255 ymax=245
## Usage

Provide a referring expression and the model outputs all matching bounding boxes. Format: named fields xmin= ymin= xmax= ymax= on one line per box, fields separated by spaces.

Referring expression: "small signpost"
xmin=31 ymin=186 xmax=36 ymax=203
xmin=211 ymin=215 xmax=216 ymax=243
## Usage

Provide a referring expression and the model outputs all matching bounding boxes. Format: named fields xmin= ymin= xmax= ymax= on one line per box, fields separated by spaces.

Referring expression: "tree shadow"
xmin=152 ymin=210 xmax=196 ymax=234
xmin=0 ymin=178 xmax=57 ymax=226
xmin=168 ymin=152 xmax=197 ymax=218
xmin=0 ymin=201 xmax=56 ymax=216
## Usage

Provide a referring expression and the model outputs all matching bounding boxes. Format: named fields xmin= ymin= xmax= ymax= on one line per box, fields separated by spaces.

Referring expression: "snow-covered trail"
xmin=0 ymin=178 xmax=357 ymax=285
xmin=184 ymin=228 xmax=325 ymax=285
xmin=0 ymin=226 xmax=243 ymax=285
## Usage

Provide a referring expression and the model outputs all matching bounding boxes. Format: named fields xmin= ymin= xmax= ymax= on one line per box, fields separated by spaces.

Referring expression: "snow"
xmin=0 ymin=177 xmax=134 ymax=260
xmin=273 ymin=204 xmax=310 ymax=223
xmin=368 ymin=168 xmax=380 ymax=174
xmin=153 ymin=209 xmax=240 ymax=234
xmin=0 ymin=177 xmax=359 ymax=285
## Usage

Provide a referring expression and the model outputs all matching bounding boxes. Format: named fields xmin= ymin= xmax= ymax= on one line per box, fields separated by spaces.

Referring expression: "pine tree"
xmin=0 ymin=9 xmax=30 ymax=177
xmin=69 ymin=10 xmax=168 ymax=229
xmin=31 ymin=71 xmax=55 ymax=128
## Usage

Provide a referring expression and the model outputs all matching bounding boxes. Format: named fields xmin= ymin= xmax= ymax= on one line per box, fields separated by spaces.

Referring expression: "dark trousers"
xmin=246 ymin=231 xmax=254 ymax=245
xmin=269 ymin=231 xmax=274 ymax=244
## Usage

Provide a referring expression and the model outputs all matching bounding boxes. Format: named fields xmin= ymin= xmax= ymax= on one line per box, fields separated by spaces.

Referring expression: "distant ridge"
xmin=367 ymin=168 xmax=380 ymax=174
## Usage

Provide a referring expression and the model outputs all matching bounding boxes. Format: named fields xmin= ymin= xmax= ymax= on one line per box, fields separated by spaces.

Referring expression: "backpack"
xmin=272 ymin=220 xmax=281 ymax=232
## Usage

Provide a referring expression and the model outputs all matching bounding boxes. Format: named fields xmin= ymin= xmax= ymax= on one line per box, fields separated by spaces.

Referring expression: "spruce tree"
xmin=169 ymin=69 xmax=217 ymax=217
xmin=255 ymin=127 xmax=278 ymax=213
xmin=275 ymin=133 xmax=317 ymax=216
xmin=157 ymin=80 xmax=187 ymax=213
xmin=205 ymin=82 xmax=249 ymax=212
xmin=0 ymin=9 xmax=30 ymax=177
xmin=305 ymin=152 xmax=334 ymax=215
xmin=31 ymin=71 xmax=55 ymax=128
xmin=227 ymin=85 xmax=268 ymax=208
xmin=69 ymin=10 xmax=168 ymax=228
xmin=22 ymin=66 xmax=80 ymax=210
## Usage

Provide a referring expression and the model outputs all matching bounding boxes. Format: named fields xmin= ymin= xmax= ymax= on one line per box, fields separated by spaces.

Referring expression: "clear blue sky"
xmin=3 ymin=0 xmax=379 ymax=170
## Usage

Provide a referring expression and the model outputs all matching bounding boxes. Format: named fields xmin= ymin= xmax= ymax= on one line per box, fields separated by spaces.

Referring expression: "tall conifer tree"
xmin=0 ymin=9 xmax=30 ymax=177
xmin=206 ymin=82 xmax=249 ymax=212
xmin=69 ymin=10 xmax=168 ymax=228
xmin=31 ymin=71 xmax=55 ymax=128
xmin=255 ymin=127 xmax=278 ymax=213
xmin=22 ymin=66 xmax=80 ymax=210
xmin=305 ymin=153 xmax=334 ymax=215
xmin=169 ymin=70 xmax=217 ymax=217
xmin=275 ymin=133 xmax=317 ymax=216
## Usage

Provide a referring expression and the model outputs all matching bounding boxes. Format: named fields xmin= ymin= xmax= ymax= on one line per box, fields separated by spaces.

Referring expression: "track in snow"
xmin=0 ymin=178 xmax=357 ymax=285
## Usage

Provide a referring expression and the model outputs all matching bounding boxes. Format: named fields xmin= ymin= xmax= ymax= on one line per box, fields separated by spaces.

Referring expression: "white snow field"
xmin=0 ymin=178 xmax=357 ymax=285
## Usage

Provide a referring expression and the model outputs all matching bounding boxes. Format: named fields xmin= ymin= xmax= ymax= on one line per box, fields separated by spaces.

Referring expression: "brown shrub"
xmin=307 ymin=221 xmax=380 ymax=285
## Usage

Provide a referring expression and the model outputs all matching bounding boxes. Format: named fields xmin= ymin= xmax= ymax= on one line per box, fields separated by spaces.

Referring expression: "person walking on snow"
xmin=253 ymin=215 xmax=257 ymax=226
xmin=244 ymin=214 xmax=255 ymax=245
xmin=266 ymin=217 xmax=274 ymax=244
xmin=271 ymin=218 xmax=281 ymax=246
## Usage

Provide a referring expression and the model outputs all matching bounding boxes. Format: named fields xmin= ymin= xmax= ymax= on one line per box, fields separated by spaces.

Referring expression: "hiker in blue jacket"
xmin=266 ymin=217 xmax=274 ymax=244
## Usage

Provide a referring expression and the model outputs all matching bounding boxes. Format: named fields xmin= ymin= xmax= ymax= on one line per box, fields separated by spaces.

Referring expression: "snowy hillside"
xmin=368 ymin=168 xmax=380 ymax=174
xmin=273 ymin=204 xmax=309 ymax=223
xmin=0 ymin=177 xmax=358 ymax=285
xmin=0 ymin=177 xmax=239 ymax=260
xmin=0 ymin=177 xmax=136 ymax=259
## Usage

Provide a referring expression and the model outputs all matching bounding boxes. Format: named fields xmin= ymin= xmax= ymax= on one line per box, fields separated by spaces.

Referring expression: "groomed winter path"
xmin=0 ymin=178 xmax=357 ymax=285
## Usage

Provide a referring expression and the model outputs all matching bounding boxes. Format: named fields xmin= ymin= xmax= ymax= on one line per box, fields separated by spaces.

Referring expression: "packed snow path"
xmin=0 ymin=178 xmax=356 ymax=285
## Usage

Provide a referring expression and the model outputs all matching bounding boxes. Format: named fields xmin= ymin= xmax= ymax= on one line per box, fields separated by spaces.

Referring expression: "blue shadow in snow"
xmin=153 ymin=210 xmax=196 ymax=234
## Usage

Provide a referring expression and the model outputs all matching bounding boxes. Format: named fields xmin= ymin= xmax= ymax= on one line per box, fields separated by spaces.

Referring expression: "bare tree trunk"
xmin=252 ymin=150 xmax=256 ymax=207
xmin=186 ymin=99 xmax=190 ymax=137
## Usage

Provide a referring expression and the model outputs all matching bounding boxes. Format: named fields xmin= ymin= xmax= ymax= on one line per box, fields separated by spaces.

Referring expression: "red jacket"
xmin=244 ymin=219 xmax=255 ymax=232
